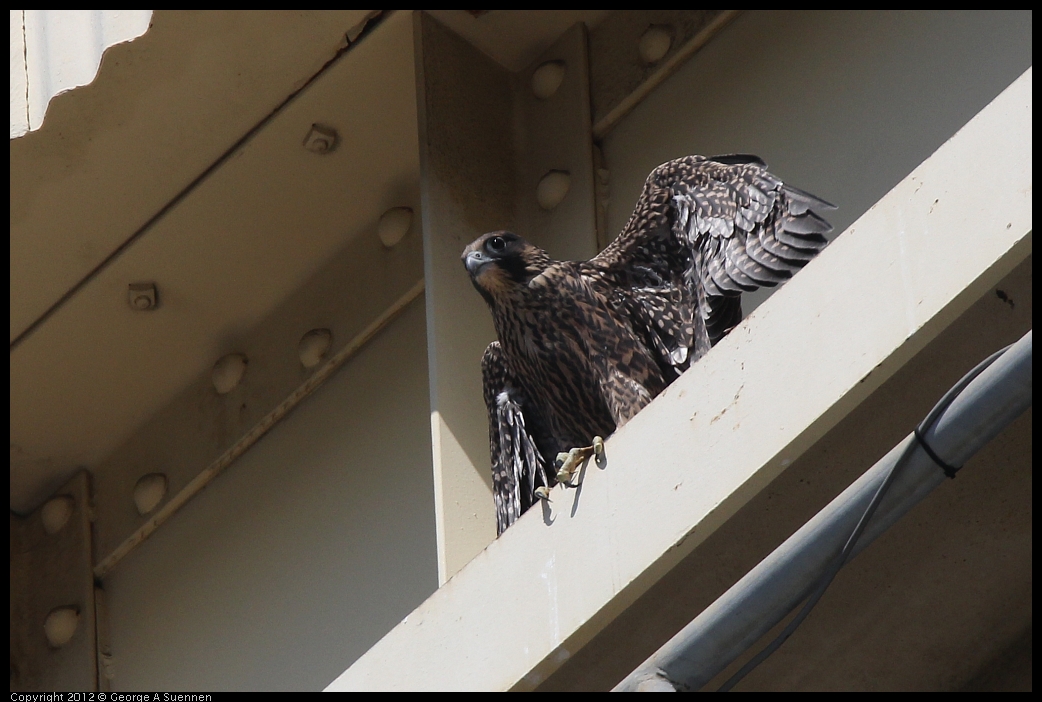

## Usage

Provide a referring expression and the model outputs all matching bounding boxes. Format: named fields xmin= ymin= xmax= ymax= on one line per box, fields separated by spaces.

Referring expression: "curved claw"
xmin=555 ymin=437 xmax=605 ymax=486
xmin=555 ymin=449 xmax=581 ymax=485
xmin=593 ymin=436 xmax=604 ymax=455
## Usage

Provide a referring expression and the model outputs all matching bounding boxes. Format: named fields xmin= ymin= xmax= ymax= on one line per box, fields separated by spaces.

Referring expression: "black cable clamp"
xmin=913 ymin=426 xmax=960 ymax=479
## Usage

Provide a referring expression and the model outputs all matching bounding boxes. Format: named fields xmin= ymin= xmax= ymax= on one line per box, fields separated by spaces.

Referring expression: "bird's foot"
xmin=555 ymin=436 xmax=604 ymax=487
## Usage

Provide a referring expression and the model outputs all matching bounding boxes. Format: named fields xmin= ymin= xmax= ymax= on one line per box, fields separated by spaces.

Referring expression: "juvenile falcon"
xmin=462 ymin=154 xmax=834 ymax=535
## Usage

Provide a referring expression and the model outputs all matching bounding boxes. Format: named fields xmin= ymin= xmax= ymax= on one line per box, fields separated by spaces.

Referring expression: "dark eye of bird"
xmin=487 ymin=236 xmax=506 ymax=254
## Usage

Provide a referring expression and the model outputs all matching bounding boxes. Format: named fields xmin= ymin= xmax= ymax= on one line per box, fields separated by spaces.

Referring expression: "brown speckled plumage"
xmin=462 ymin=155 xmax=834 ymax=535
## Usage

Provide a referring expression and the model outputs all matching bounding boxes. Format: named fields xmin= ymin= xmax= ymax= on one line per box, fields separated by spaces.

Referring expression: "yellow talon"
xmin=554 ymin=436 xmax=605 ymax=487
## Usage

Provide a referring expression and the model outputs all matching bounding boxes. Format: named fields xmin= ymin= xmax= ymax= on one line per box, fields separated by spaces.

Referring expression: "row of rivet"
xmin=121 ymin=139 xmax=416 ymax=515
xmin=33 ymin=19 xmax=675 ymax=656
xmin=526 ymin=24 xmax=672 ymax=215
xmin=37 ymin=497 xmax=81 ymax=648
xmin=125 ymin=322 xmax=338 ymax=520
xmin=531 ymin=59 xmax=571 ymax=211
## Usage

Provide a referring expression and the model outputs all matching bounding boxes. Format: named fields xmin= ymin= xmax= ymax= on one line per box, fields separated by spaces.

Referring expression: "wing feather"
xmin=481 ymin=342 xmax=551 ymax=536
xmin=478 ymin=155 xmax=833 ymax=536
xmin=586 ymin=154 xmax=834 ymax=357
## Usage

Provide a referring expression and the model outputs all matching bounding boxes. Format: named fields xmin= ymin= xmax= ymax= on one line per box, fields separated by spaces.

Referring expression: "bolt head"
xmin=532 ymin=60 xmax=566 ymax=99
xmin=537 ymin=170 xmax=572 ymax=210
xmin=639 ymin=25 xmax=674 ymax=64
xmin=378 ymin=207 xmax=413 ymax=248
xmin=299 ymin=329 xmax=333 ymax=369
xmin=212 ymin=353 xmax=248 ymax=394
xmin=304 ymin=124 xmax=339 ymax=154
xmin=41 ymin=496 xmax=75 ymax=535
xmin=128 ymin=282 xmax=158 ymax=311
xmin=134 ymin=473 xmax=168 ymax=515
xmin=44 ymin=607 xmax=80 ymax=648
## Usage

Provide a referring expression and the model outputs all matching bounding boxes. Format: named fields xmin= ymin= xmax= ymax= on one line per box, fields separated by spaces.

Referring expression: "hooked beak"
xmin=463 ymin=250 xmax=494 ymax=277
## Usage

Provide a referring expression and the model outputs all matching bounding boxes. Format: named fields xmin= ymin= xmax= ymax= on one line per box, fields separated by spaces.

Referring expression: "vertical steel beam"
xmin=10 ymin=471 xmax=99 ymax=691
xmin=515 ymin=24 xmax=599 ymax=263
xmin=415 ymin=12 xmax=597 ymax=582
xmin=415 ymin=12 xmax=516 ymax=583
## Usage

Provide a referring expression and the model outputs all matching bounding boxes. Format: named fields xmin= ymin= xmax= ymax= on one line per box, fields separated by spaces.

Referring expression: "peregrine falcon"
xmin=462 ymin=155 xmax=834 ymax=535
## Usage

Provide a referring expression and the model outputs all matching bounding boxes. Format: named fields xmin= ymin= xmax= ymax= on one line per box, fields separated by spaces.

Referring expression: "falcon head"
xmin=462 ymin=231 xmax=552 ymax=305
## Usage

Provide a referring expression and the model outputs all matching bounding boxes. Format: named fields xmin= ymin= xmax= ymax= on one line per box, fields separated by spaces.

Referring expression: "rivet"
xmin=41 ymin=496 xmax=75 ymax=535
xmin=303 ymin=124 xmax=339 ymax=154
xmin=212 ymin=353 xmax=248 ymax=394
xmin=299 ymin=329 xmax=333 ymax=369
xmin=531 ymin=60 xmax=566 ymax=99
xmin=536 ymin=171 xmax=571 ymax=211
xmin=44 ymin=607 xmax=79 ymax=648
xmin=127 ymin=282 xmax=158 ymax=311
xmin=377 ymin=207 xmax=413 ymax=248
xmin=133 ymin=473 xmax=168 ymax=515
xmin=639 ymin=25 xmax=673 ymax=64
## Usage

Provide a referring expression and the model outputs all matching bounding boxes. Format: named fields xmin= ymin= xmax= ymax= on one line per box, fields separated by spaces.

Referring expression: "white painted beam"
xmin=327 ymin=67 xmax=1031 ymax=691
xmin=13 ymin=10 xmax=425 ymax=574
xmin=415 ymin=13 xmax=515 ymax=583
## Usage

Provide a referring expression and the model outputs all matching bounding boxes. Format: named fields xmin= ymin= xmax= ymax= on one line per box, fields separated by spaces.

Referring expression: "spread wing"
xmin=586 ymin=154 xmax=834 ymax=370
xmin=481 ymin=341 xmax=552 ymax=535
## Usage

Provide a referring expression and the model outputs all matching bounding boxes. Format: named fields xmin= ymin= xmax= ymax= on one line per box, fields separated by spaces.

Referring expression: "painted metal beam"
xmin=327 ymin=67 xmax=1031 ymax=691
xmin=66 ymin=11 xmax=425 ymax=579
xmin=588 ymin=10 xmax=740 ymax=140
xmin=10 ymin=471 xmax=98 ymax=691
xmin=615 ymin=330 xmax=1032 ymax=691
xmin=415 ymin=12 xmax=597 ymax=583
